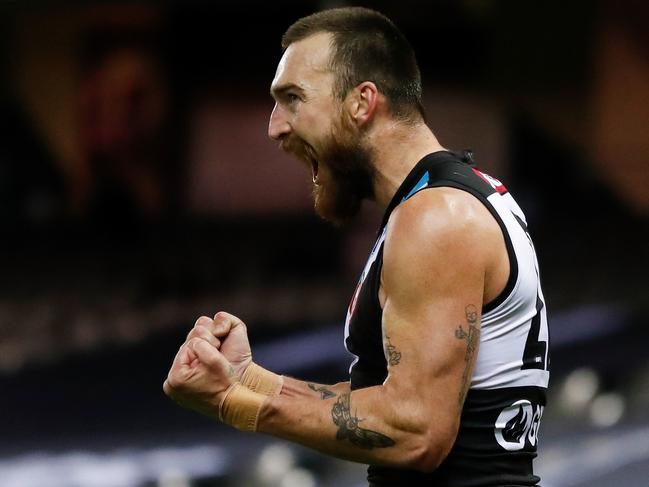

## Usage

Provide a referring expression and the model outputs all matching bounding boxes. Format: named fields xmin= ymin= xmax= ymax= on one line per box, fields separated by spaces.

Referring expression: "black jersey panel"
xmin=347 ymin=244 xmax=387 ymax=391
xmin=367 ymin=387 xmax=545 ymax=487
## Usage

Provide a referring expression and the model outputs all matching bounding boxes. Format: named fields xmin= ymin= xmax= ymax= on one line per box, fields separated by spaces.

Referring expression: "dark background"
xmin=1 ymin=1 xmax=648 ymax=486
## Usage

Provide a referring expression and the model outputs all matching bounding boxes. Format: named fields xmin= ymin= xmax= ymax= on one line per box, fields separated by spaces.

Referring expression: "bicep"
xmin=381 ymin=294 xmax=482 ymax=413
xmin=378 ymin=190 xmax=491 ymax=435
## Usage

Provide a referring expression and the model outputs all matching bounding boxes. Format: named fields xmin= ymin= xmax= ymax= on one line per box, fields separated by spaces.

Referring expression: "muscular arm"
xmin=257 ymin=188 xmax=504 ymax=472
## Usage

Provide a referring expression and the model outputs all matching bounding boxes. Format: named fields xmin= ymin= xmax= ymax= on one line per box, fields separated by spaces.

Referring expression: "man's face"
xmin=268 ymin=32 xmax=374 ymax=225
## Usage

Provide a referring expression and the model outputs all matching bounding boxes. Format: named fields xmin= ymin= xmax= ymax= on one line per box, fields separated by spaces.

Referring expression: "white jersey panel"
xmin=471 ymin=191 xmax=550 ymax=390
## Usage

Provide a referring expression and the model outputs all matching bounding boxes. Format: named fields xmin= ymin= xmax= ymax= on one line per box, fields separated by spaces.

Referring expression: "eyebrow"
xmin=270 ymin=83 xmax=305 ymax=99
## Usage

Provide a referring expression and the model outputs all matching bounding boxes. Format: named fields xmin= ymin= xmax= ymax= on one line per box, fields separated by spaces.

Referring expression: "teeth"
xmin=311 ymin=160 xmax=319 ymax=184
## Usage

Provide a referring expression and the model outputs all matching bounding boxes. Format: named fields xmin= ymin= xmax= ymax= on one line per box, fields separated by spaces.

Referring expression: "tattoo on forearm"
xmin=384 ymin=335 xmax=402 ymax=366
xmin=307 ymin=383 xmax=336 ymax=399
xmin=331 ymin=393 xmax=395 ymax=449
xmin=454 ymin=304 xmax=480 ymax=407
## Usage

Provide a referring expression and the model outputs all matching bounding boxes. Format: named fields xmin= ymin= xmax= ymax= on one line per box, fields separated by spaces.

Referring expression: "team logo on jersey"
xmin=494 ymin=400 xmax=543 ymax=451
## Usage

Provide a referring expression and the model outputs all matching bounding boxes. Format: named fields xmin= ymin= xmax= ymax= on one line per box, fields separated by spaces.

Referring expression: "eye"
xmin=286 ymin=93 xmax=301 ymax=104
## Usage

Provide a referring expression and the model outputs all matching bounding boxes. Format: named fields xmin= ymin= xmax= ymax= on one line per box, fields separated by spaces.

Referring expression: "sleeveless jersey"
xmin=344 ymin=150 xmax=550 ymax=486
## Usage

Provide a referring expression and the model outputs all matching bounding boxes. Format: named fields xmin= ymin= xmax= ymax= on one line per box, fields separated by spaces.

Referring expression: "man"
xmin=164 ymin=7 xmax=550 ymax=486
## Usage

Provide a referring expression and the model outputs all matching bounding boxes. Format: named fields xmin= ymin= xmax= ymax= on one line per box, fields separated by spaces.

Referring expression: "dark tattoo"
xmin=384 ymin=335 xmax=402 ymax=366
xmin=308 ymin=383 xmax=336 ymax=399
xmin=454 ymin=305 xmax=480 ymax=407
xmin=331 ymin=393 xmax=396 ymax=449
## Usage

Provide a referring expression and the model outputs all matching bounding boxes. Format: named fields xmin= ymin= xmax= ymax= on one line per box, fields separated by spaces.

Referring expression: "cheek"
xmin=296 ymin=106 xmax=335 ymax=141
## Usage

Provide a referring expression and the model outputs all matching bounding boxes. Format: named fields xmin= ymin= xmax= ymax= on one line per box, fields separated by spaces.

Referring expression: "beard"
xmin=282 ymin=114 xmax=375 ymax=226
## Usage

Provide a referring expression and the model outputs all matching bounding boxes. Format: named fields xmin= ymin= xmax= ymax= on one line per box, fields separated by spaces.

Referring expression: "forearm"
xmin=280 ymin=376 xmax=350 ymax=400
xmin=257 ymin=384 xmax=439 ymax=471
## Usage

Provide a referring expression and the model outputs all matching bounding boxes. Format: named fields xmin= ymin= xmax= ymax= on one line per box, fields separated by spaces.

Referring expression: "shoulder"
xmin=382 ymin=187 xmax=501 ymax=295
xmin=385 ymin=187 xmax=500 ymax=261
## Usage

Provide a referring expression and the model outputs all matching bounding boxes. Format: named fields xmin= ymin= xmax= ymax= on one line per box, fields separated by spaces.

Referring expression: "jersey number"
xmin=514 ymin=214 xmax=550 ymax=372
xmin=521 ymin=296 xmax=548 ymax=370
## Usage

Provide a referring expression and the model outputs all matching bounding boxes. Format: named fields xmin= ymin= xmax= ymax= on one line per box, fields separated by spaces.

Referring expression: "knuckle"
xmin=196 ymin=316 xmax=212 ymax=326
xmin=191 ymin=316 xmax=210 ymax=335
xmin=166 ymin=374 xmax=182 ymax=390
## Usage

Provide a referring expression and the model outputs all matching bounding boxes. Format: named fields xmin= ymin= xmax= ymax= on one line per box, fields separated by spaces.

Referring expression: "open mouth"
xmin=279 ymin=137 xmax=320 ymax=184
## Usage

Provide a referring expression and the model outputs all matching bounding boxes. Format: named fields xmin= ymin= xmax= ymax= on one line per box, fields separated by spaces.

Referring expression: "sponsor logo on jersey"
xmin=494 ymin=400 xmax=543 ymax=451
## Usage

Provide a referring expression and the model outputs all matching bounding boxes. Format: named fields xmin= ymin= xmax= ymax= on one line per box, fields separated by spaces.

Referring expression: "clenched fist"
xmin=185 ymin=312 xmax=254 ymax=381
xmin=163 ymin=336 xmax=236 ymax=420
xmin=163 ymin=312 xmax=255 ymax=420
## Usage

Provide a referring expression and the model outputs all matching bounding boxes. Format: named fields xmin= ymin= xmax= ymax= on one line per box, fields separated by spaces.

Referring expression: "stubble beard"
xmin=283 ymin=114 xmax=375 ymax=227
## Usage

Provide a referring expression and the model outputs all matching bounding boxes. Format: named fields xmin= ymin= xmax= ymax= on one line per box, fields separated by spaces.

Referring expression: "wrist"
xmin=240 ymin=362 xmax=284 ymax=396
xmin=219 ymin=382 xmax=269 ymax=431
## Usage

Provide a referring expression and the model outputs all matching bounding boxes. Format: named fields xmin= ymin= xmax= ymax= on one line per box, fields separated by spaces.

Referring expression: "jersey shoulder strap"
xmin=382 ymin=150 xmax=501 ymax=229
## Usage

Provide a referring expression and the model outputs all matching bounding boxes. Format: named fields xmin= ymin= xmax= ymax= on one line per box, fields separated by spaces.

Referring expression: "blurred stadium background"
xmin=0 ymin=0 xmax=648 ymax=486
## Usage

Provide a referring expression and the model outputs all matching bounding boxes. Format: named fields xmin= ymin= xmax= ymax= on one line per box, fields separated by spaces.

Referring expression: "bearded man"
xmin=164 ymin=7 xmax=550 ymax=486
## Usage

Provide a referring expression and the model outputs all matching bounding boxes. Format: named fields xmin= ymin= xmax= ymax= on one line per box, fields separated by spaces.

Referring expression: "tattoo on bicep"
xmin=307 ymin=383 xmax=337 ymax=399
xmin=384 ymin=335 xmax=402 ymax=366
xmin=331 ymin=393 xmax=396 ymax=449
xmin=454 ymin=304 xmax=480 ymax=407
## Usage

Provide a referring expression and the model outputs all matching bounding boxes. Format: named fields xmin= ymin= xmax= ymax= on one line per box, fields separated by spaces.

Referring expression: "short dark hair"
xmin=282 ymin=7 xmax=425 ymax=122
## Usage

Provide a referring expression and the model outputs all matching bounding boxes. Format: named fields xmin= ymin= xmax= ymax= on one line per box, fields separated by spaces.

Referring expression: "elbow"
xmin=408 ymin=444 xmax=445 ymax=473
xmin=404 ymin=429 xmax=456 ymax=473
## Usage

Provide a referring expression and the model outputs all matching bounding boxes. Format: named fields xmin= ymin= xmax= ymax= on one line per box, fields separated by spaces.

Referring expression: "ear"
xmin=347 ymin=81 xmax=379 ymax=127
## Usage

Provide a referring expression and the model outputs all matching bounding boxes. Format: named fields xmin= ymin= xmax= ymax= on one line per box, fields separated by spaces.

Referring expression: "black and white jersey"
xmin=344 ymin=150 xmax=550 ymax=486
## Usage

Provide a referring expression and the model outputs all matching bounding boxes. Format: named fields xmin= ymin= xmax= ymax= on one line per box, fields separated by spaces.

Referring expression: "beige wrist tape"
xmin=219 ymin=383 xmax=268 ymax=431
xmin=240 ymin=362 xmax=284 ymax=396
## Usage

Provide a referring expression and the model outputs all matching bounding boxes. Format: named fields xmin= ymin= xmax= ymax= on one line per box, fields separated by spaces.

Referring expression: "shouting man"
xmin=164 ymin=7 xmax=550 ymax=486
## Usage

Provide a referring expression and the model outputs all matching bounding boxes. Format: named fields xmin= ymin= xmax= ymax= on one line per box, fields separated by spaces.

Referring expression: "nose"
xmin=268 ymin=103 xmax=291 ymax=141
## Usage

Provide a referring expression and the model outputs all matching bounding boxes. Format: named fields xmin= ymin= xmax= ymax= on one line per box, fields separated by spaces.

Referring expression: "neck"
xmin=367 ymin=119 xmax=445 ymax=210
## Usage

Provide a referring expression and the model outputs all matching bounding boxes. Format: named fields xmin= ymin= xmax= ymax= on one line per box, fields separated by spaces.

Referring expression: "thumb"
xmin=190 ymin=338 xmax=230 ymax=371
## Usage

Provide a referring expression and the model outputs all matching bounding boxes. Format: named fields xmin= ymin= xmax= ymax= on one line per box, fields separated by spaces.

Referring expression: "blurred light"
xmin=157 ymin=468 xmax=190 ymax=487
xmin=537 ymin=425 xmax=649 ymax=486
xmin=559 ymin=367 xmax=600 ymax=414
xmin=589 ymin=392 xmax=626 ymax=428
xmin=255 ymin=443 xmax=295 ymax=483
xmin=0 ymin=445 xmax=227 ymax=487
xmin=280 ymin=467 xmax=316 ymax=487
